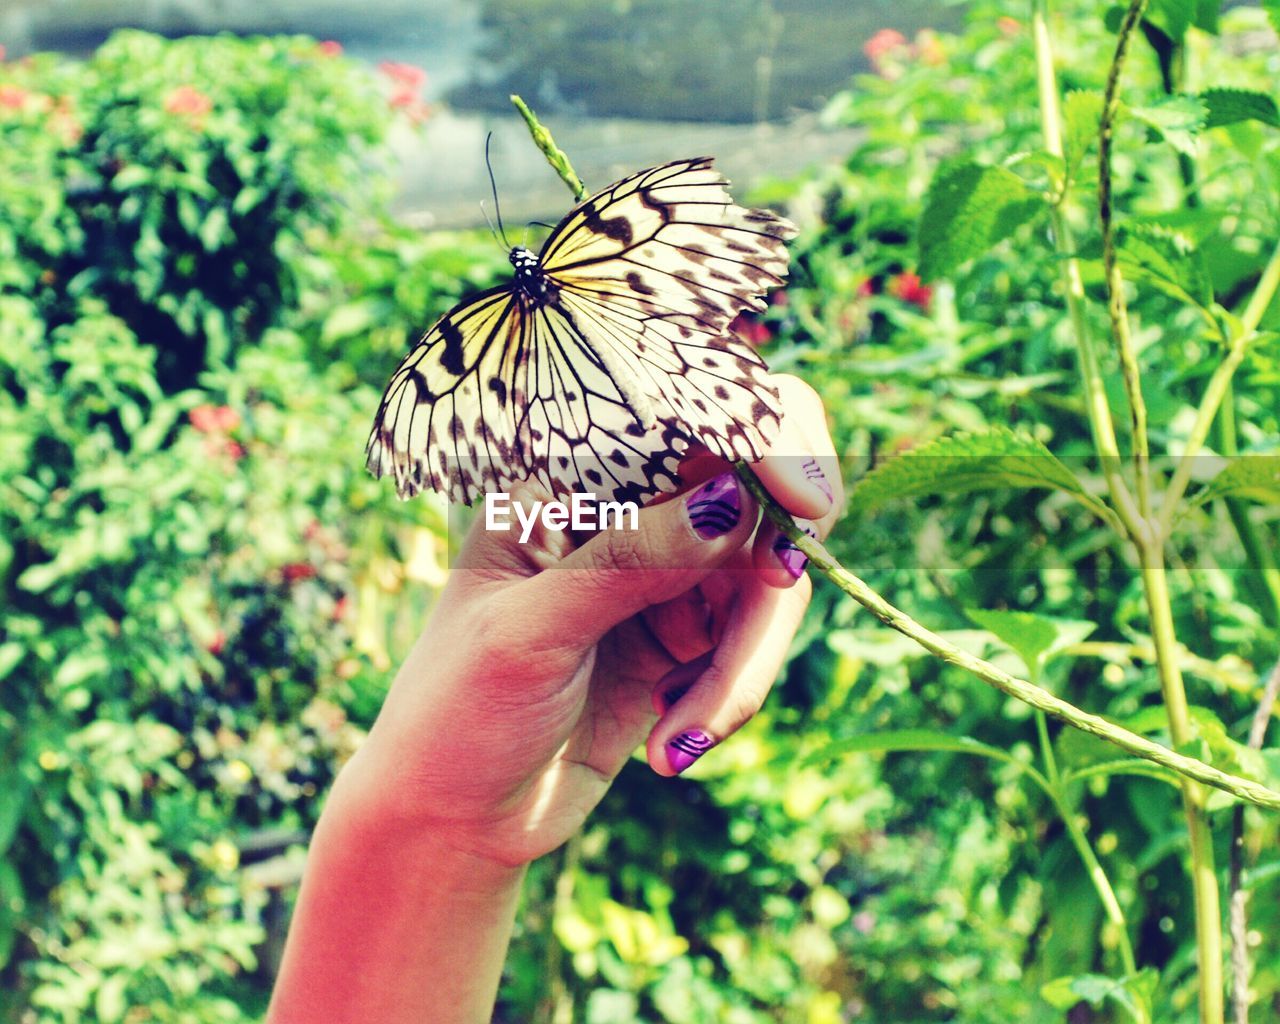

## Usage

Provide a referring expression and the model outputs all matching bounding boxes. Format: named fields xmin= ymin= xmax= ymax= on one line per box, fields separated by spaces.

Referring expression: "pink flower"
xmin=856 ymin=278 xmax=876 ymax=298
xmin=889 ymin=272 xmax=932 ymax=312
xmin=0 ymin=84 xmax=29 ymax=110
xmin=317 ymin=40 xmax=343 ymax=57
xmin=378 ymin=61 xmax=427 ymax=91
xmin=164 ymin=85 xmax=212 ymax=129
xmin=864 ymin=28 xmax=907 ymax=61
xmin=190 ymin=404 xmax=240 ymax=434
xmin=379 ymin=61 xmax=431 ymax=124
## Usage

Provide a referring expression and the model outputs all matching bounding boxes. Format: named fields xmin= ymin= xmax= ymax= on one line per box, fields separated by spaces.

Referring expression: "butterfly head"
xmin=509 ymin=246 xmax=550 ymax=301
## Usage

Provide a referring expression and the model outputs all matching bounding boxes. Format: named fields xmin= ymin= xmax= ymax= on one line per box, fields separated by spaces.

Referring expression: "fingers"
xmin=504 ymin=471 xmax=759 ymax=650
xmin=646 ymin=570 xmax=811 ymax=776
xmin=751 ymin=376 xmax=844 ymax=587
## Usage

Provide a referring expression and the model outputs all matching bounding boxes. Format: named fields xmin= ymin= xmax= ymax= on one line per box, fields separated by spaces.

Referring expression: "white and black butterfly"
xmin=365 ymin=157 xmax=796 ymax=506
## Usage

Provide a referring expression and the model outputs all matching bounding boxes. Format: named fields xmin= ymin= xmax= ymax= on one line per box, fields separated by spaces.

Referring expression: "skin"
xmin=266 ymin=376 xmax=843 ymax=1024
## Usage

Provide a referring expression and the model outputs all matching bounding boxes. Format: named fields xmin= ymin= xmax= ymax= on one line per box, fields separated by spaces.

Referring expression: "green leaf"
xmin=0 ymin=772 xmax=28 ymax=856
xmin=1041 ymin=969 xmax=1157 ymax=1021
xmin=965 ymin=608 xmax=1096 ymax=682
xmin=918 ymin=162 xmax=1045 ymax=279
xmin=1201 ymin=88 xmax=1280 ymax=129
xmin=803 ymin=730 xmax=1021 ymax=769
xmin=1115 ymin=223 xmax=1214 ymax=313
xmin=849 ymin=426 xmax=1108 ymax=521
xmin=1194 ymin=455 xmax=1280 ymax=507
xmin=1064 ymin=90 xmax=1104 ymax=179
xmin=1129 ymin=95 xmax=1207 ymax=156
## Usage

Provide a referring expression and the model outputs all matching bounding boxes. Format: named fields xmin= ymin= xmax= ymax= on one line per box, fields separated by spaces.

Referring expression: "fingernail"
xmin=802 ymin=457 xmax=834 ymax=505
xmin=666 ymin=729 xmax=715 ymax=774
xmin=773 ymin=523 xmax=818 ymax=580
xmin=685 ymin=473 xmax=742 ymax=540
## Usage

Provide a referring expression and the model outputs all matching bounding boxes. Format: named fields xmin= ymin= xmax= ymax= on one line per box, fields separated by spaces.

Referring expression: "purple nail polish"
xmin=773 ymin=523 xmax=818 ymax=580
xmin=666 ymin=729 xmax=715 ymax=774
xmin=802 ymin=457 xmax=834 ymax=503
xmin=685 ymin=474 xmax=742 ymax=540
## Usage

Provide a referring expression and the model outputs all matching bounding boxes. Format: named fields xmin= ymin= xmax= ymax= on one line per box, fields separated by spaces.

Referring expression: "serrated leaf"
xmin=1115 ymin=224 xmax=1214 ymax=312
xmin=918 ymin=163 xmax=1045 ymax=279
xmin=849 ymin=426 xmax=1107 ymax=520
xmin=1129 ymin=95 xmax=1207 ymax=156
xmin=1201 ymin=88 xmax=1280 ymax=129
xmin=966 ymin=608 xmax=1097 ymax=682
xmin=1064 ymin=90 xmax=1104 ymax=179
xmin=1193 ymin=455 xmax=1280 ymax=506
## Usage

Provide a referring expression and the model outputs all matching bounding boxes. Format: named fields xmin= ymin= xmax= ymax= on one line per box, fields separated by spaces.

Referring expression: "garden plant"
xmin=1 ymin=1 xmax=1279 ymax=1022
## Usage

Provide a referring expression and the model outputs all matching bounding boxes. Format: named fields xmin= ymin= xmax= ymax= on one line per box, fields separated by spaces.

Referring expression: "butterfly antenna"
xmin=484 ymin=132 xmax=511 ymax=249
xmin=479 ymin=200 xmax=505 ymax=252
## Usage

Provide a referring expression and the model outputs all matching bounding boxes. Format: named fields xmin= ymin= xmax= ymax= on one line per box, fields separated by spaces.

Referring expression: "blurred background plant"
xmin=1 ymin=1 xmax=1279 ymax=1022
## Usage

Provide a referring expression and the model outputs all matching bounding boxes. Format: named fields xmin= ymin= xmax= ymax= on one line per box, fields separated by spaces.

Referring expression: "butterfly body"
xmin=509 ymin=245 xmax=553 ymax=302
xmin=367 ymin=157 xmax=797 ymax=507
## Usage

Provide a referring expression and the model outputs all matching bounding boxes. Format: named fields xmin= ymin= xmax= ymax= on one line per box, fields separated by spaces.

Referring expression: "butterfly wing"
xmin=365 ymin=285 xmax=530 ymax=505
xmin=368 ymin=157 xmax=796 ymax=507
xmin=537 ymin=157 xmax=795 ymax=467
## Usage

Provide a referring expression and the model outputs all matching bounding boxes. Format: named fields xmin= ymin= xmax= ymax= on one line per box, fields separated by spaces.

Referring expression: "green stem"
xmin=737 ymin=462 xmax=1280 ymax=809
xmin=1031 ymin=0 xmax=1142 ymax=540
xmin=1099 ymin=5 xmax=1225 ymax=1019
xmin=511 ymin=95 xmax=586 ymax=201
xmin=509 ymin=93 xmax=1280 ymax=815
xmin=1160 ymin=238 xmax=1280 ymax=535
xmin=1100 ymin=0 xmax=1154 ymax=530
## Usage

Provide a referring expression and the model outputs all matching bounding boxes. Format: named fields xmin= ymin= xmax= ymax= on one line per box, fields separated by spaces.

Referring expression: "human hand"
xmin=342 ymin=374 xmax=844 ymax=868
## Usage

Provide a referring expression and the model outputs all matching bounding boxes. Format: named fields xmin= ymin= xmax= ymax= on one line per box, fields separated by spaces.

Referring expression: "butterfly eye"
xmin=367 ymin=157 xmax=796 ymax=507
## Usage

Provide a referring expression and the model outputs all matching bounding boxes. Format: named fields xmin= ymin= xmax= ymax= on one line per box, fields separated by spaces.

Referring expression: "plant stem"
xmin=1229 ymin=659 xmax=1280 ymax=1024
xmin=1160 ymin=238 xmax=1280 ymax=535
xmin=1100 ymin=0 xmax=1154 ymax=529
xmin=738 ymin=462 xmax=1280 ymax=809
xmin=1031 ymin=0 xmax=1142 ymax=540
xmin=508 ymin=93 xmax=1280 ymax=814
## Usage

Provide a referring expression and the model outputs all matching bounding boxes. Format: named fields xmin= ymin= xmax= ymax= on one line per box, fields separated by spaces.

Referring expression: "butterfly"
xmin=365 ymin=156 xmax=797 ymax=507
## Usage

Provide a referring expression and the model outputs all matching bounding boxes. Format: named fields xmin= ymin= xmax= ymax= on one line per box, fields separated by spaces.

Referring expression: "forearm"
xmin=266 ymin=753 xmax=527 ymax=1024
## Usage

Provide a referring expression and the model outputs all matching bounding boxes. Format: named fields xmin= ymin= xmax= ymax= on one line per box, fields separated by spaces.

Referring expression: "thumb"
xmin=509 ymin=472 xmax=758 ymax=645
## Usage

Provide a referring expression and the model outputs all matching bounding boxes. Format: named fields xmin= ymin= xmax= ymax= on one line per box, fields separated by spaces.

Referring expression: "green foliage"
xmin=0 ymin=31 xmax=484 ymax=1022
xmin=5 ymin=2 xmax=1280 ymax=1022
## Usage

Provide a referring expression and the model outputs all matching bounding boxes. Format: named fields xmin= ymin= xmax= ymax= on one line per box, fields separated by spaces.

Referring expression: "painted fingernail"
xmin=666 ymin=729 xmax=715 ymax=774
xmin=802 ymin=457 xmax=834 ymax=504
xmin=773 ymin=522 xmax=818 ymax=580
xmin=685 ymin=473 xmax=742 ymax=540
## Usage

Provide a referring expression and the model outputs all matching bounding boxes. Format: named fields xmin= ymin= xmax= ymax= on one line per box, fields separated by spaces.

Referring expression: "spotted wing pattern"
xmin=366 ymin=157 xmax=796 ymax=506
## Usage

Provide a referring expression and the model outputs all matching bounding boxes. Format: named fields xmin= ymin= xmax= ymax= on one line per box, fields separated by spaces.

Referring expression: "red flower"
xmin=164 ymin=85 xmax=212 ymax=117
xmin=729 ymin=312 xmax=772 ymax=348
xmin=379 ymin=61 xmax=431 ymax=124
xmin=863 ymin=28 xmax=907 ymax=61
xmin=0 ymin=84 xmax=29 ymax=110
xmin=889 ymin=272 xmax=933 ymax=312
xmin=317 ymin=40 xmax=343 ymax=57
xmin=379 ymin=61 xmax=427 ymax=91
xmin=207 ymin=629 xmax=226 ymax=656
xmin=997 ymin=16 xmax=1021 ymax=37
xmin=856 ymin=278 xmax=876 ymax=298
xmin=190 ymin=404 xmax=240 ymax=434
xmin=282 ymin=562 xmax=317 ymax=584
